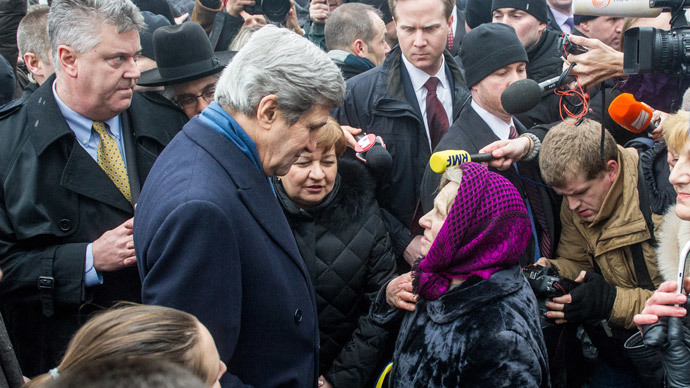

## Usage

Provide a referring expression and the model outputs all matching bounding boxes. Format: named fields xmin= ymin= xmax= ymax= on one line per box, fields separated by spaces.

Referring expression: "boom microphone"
xmin=608 ymin=93 xmax=657 ymax=134
xmin=429 ymin=150 xmax=494 ymax=173
xmin=353 ymin=133 xmax=393 ymax=175
xmin=572 ymin=0 xmax=662 ymax=17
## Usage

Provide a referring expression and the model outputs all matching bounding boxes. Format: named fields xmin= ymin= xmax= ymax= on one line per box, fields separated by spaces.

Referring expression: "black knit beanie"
xmin=491 ymin=0 xmax=548 ymax=24
xmin=573 ymin=14 xmax=597 ymax=25
xmin=465 ymin=0 xmax=493 ymax=29
xmin=460 ymin=23 xmax=528 ymax=87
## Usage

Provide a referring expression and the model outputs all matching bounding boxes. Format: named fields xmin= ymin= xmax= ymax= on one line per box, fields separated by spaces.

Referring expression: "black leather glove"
xmin=562 ymin=271 xmax=616 ymax=323
xmin=643 ymin=317 xmax=690 ymax=388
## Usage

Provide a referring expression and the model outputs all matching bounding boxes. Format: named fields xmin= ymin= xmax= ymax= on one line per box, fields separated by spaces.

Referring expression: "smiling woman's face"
xmin=280 ymin=146 xmax=338 ymax=208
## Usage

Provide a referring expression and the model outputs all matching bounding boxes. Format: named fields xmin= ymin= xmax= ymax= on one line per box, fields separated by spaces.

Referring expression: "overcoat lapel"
xmin=28 ymin=75 xmax=133 ymax=213
xmin=187 ymin=122 xmax=312 ymax=282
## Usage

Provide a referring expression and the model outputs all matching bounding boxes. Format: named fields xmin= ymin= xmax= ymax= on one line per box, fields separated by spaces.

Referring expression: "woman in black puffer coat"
xmin=274 ymin=118 xmax=397 ymax=388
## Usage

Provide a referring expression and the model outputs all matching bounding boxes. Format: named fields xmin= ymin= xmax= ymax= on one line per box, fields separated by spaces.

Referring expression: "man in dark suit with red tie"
xmin=333 ymin=0 xmax=470 ymax=269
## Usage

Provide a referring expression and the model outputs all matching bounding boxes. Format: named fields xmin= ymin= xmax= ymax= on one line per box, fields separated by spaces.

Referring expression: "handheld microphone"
xmin=429 ymin=150 xmax=494 ymax=173
xmin=608 ymin=93 xmax=657 ymax=134
xmin=500 ymin=74 xmax=574 ymax=115
xmin=501 ymin=79 xmax=542 ymax=115
xmin=572 ymin=0 xmax=662 ymax=17
xmin=353 ymin=133 xmax=393 ymax=175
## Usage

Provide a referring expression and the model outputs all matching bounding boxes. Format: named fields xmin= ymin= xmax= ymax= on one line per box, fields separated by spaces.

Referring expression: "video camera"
xmin=244 ymin=0 xmax=290 ymax=23
xmin=575 ymin=0 xmax=690 ymax=76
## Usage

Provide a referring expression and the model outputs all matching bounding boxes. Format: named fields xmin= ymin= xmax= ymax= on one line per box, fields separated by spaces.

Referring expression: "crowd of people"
xmin=1 ymin=0 xmax=690 ymax=387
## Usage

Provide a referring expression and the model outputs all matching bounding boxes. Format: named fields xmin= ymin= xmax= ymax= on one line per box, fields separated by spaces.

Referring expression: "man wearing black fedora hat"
xmin=138 ymin=22 xmax=234 ymax=119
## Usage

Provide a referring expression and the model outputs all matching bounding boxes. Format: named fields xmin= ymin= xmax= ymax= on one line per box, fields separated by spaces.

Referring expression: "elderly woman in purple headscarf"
xmin=371 ymin=162 xmax=549 ymax=387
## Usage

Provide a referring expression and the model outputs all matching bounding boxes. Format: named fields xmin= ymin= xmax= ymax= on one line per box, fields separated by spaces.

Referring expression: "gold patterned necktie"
xmin=92 ymin=121 xmax=132 ymax=204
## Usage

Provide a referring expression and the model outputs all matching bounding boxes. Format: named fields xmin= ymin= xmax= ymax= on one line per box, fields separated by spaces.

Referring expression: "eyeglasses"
xmin=174 ymin=87 xmax=215 ymax=109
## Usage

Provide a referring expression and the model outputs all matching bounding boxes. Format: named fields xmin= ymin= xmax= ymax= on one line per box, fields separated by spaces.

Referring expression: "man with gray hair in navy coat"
xmin=134 ymin=26 xmax=345 ymax=387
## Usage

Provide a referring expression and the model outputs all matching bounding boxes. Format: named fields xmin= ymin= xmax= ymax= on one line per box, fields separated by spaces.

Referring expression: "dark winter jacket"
xmin=0 ymin=54 xmax=14 ymax=105
xmin=0 ymin=74 xmax=188 ymax=376
xmin=275 ymin=159 xmax=397 ymax=388
xmin=0 ymin=0 xmax=25 ymax=72
xmin=332 ymin=45 xmax=470 ymax=259
xmin=640 ymin=141 xmax=675 ymax=215
xmin=371 ymin=266 xmax=550 ymax=387
xmin=517 ymin=28 xmax=570 ymax=128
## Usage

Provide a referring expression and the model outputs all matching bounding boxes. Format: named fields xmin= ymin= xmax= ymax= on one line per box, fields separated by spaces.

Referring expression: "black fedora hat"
xmin=138 ymin=22 xmax=235 ymax=87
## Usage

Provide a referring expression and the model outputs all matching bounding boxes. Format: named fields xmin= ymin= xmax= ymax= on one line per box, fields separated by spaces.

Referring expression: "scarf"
xmin=414 ymin=162 xmax=532 ymax=300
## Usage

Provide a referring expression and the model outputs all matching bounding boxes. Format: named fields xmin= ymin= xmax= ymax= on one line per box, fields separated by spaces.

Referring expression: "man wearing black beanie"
xmin=491 ymin=0 xmax=566 ymax=127
xmin=420 ymin=22 xmax=559 ymax=271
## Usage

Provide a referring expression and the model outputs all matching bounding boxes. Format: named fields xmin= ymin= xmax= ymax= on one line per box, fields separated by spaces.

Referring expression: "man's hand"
xmin=650 ymin=110 xmax=668 ymax=143
xmin=340 ymin=125 xmax=361 ymax=150
xmin=565 ymin=35 xmax=624 ymax=89
xmin=535 ymin=257 xmax=552 ymax=268
xmin=386 ymin=272 xmax=418 ymax=311
xmin=309 ymin=0 xmax=329 ymax=24
xmin=478 ymin=137 xmax=532 ymax=170
xmin=634 ymin=279 xmax=690 ymax=329
xmin=545 ymin=270 xmax=616 ymax=324
xmin=285 ymin=0 xmax=303 ymax=35
xmin=92 ymin=217 xmax=136 ymax=272
xmin=403 ymin=235 xmax=423 ymax=267
xmin=226 ymin=0 xmax=255 ymax=17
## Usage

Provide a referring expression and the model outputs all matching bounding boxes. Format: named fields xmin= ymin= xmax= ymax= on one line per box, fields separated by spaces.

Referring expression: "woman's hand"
xmin=386 ymin=272 xmax=418 ymax=312
xmin=634 ymin=279 xmax=690 ymax=330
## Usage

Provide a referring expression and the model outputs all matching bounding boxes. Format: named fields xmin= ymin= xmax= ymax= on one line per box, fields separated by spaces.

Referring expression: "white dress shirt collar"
xmin=471 ymin=99 xmax=515 ymax=141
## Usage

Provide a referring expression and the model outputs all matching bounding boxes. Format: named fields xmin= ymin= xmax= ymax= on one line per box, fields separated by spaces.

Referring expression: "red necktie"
xmin=424 ymin=77 xmax=449 ymax=150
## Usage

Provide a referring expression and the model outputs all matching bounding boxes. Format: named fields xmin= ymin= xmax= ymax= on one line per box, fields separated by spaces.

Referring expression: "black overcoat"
xmin=0 ymin=75 xmax=187 ymax=376
xmin=135 ymin=116 xmax=320 ymax=388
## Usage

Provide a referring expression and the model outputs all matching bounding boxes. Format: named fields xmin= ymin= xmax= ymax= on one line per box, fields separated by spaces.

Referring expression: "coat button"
xmin=58 ymin=219 xmax=71 ymax=232
xmin=294 ymin=309 xmax=303 ymax=323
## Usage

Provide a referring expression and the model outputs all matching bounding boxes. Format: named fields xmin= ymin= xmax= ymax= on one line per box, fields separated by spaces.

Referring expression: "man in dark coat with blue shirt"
xmin=0 ymin=0 xmax=187 ymax=377
xmin=134 ymin=26 xmax=346 ymax=388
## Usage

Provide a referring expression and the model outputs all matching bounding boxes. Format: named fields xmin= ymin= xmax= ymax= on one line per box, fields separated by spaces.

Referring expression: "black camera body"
xmin=244 ymin=0 xmax=290 ymax=23
xmin=523 ymin=265 xmax=580 ymax=328
xmin=623 ymin=1 xmax=690 ymax=76
xmin=559 ymin=33 xmax=588 ymax=56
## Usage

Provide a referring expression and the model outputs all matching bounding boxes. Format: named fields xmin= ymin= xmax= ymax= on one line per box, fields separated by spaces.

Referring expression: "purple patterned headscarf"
xmin=414 ymin=163 xmax=532 ymax=300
